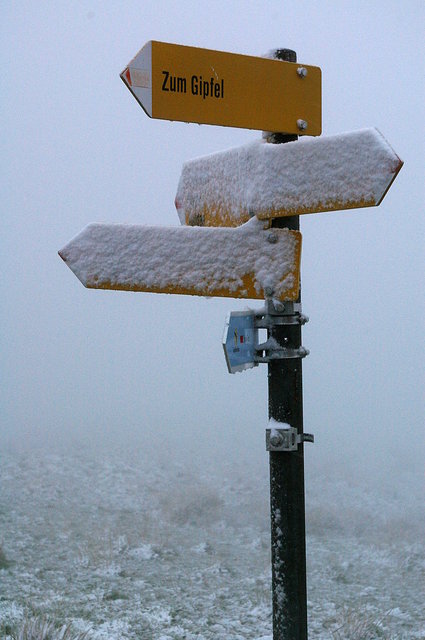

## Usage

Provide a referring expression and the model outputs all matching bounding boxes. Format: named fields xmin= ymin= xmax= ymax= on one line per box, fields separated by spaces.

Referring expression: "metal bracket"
xmin=254 ymin=299 xmax=309 ymax=362
xmin=266 ymin=427 xmax=314 ymax=452
xmin=254 ymin=300 xmax=309 ymax=328
xmin=255 ymin=345 xmax=309 ymax=363
xmin=223 ymin=299 xmax=309 ymax=373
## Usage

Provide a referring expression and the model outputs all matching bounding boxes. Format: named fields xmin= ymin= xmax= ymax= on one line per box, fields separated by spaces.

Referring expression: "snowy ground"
xmin=1 ymin=440 xmax=424 ymax=639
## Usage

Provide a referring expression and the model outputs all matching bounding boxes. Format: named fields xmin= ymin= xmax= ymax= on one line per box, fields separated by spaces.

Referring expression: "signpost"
xmin=59 ymin=39 xmax=403 ymax=640
xmin=264 ymin=48 xmax=307 ymax=640
xmin=175 ymin=128 xmax=403 ymax=227
xmin=120 ymin=41 xmax=322 ymax=135
xmin=59 ymin=221 xmax=301 ymax=302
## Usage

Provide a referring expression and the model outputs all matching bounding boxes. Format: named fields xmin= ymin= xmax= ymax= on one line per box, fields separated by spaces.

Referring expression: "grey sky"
xmin=1 ymin=1 xmax=424 ymax=480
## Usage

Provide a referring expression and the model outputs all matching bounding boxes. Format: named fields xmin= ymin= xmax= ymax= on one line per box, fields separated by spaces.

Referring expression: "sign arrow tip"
xmin=120 ymin=67 xmax=132 ymax=86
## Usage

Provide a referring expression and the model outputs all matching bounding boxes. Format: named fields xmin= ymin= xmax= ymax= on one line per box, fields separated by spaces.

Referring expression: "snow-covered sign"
xmin=222 ymin=311 xmax=258 ymax=373
xmin=58 ymin=219 xmax=302 ymax=301
xmin=120 ymin=40 xmax=321 ymax=134
xmin=175 ymin=128 xmax=403 ymax=227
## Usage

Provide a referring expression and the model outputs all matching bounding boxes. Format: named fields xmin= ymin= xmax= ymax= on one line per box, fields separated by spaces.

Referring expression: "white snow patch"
xmin=142 ymin=606 xmax=172 ymax=626
xmin=192 ymin=542 xmax=209 ymax=554
xmin=94 ymin=562 xmax=121 ymax=577
xmin=269 ymin=417 xmax=291 ymax=430
xmin=89 ymin=619 xmax=130 ymax=639
xmin=128 ymin=543 xmax=157 ymax=560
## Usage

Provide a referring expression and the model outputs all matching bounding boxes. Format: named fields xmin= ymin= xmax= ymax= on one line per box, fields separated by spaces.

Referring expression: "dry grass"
xmin=0 ymin=543 xmax=11 ymax=569
xmin=9 ymin=618 xmax=89 ymax=640
xmin=330 ymin=606 xmax=388 ymax=639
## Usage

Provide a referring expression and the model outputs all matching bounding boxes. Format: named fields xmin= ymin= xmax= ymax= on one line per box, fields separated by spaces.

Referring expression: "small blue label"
xmin=222 ymin=311 xmax=258 ymax=373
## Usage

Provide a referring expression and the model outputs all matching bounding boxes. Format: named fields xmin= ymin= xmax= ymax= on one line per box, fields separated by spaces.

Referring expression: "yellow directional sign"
xmin=59 ymin=221 xmax=301 ymax=302
xmin=121 ymin=41 xmax=321 ymax=135
xmin=175 ymin=128 xmax=403 ymax=227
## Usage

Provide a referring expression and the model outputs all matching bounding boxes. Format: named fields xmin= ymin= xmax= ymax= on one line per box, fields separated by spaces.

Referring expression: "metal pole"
xmin=265 ymin=49 xmax=308 ymax=640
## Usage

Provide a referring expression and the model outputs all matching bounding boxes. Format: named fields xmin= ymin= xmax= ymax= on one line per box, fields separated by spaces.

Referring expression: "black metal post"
xmin=266 ymin=49 xmax=308 ymax=640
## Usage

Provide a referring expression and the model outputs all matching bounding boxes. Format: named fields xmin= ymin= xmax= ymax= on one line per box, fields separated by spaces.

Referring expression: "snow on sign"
xmin=120 ymin=40 xmax=321 ymax=134
xmin=58 ymin=219 xmax=302 ymax=302
xmin=175 ymin=128 xmax=403 ymax=227
xmin=222 ymin=311 xmax=258 ymax=373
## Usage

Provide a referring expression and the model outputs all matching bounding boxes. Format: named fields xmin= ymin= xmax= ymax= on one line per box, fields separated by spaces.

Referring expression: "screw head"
xmin=264 ymin=286 xmax=275 ymax=298
xmin=270 ymin=432 xmax=284 ymax=447
xmin=297 ymin=119 xmax=308 ymax=131
xmin=297 ymin=67 xmax=308 ymax=78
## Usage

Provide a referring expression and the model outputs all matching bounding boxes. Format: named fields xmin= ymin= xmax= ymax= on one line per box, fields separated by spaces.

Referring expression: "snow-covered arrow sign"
xmin=175 ymin=128 xmax=403 ymax=227
xmin=59 ymin=219 xmax=302 ymax=302
xmin=120 ymin=40 xmax=321 ymax=135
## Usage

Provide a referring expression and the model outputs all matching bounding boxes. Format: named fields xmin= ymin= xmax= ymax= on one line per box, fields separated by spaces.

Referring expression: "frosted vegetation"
xmin=1 ymin=443 xmax=423 ymax=639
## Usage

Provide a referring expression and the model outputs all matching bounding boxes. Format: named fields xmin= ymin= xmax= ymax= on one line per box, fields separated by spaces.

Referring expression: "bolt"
xmin=298 ymin=347 xmax=310 ymax=357
xmin=297 ymin=67 xmax=308 ymax=78
xmin=267 ymin=231 xmax=278 ymax=244
xmin=270 ymin=431 xmax=284 ymax=447
xmin=273 ymin=301 xmax=285 ymax=313
xmin=297 ymin=119 xmax=308 ymax=131
xmin=264 ymin=286 xmax=275 ymax=298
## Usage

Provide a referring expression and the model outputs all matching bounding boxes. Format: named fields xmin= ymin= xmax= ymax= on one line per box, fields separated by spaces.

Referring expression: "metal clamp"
xmin=266 ymin=427 xmax=314 ymax=452
xmin=254 ymin=300 xmax=309 ymax=328
xmin=222 ymin=299 xmax=309 ymax=373
xmin=254 ymin=299 xmax=310 ymax=363
xmin=255 ymin=345 xmax=309 ymax=363
xmin=255 ymin=313 xmax=309 ymax=328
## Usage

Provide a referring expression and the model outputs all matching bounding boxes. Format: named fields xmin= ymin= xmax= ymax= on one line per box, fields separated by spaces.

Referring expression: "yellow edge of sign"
xmin=85 ymin=272 xmax=299 ymax=302
xmin=256 ymin=197 xmax=378 ymax=220
xmin=185 ymin=197 xmax=379 ymax=227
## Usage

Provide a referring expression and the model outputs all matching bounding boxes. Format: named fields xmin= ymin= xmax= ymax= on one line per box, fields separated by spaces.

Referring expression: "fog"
xmin=1 ymin=3 xmax=425 ymax=637
xmin=2 ymin=1 xmax=424 ymax=479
